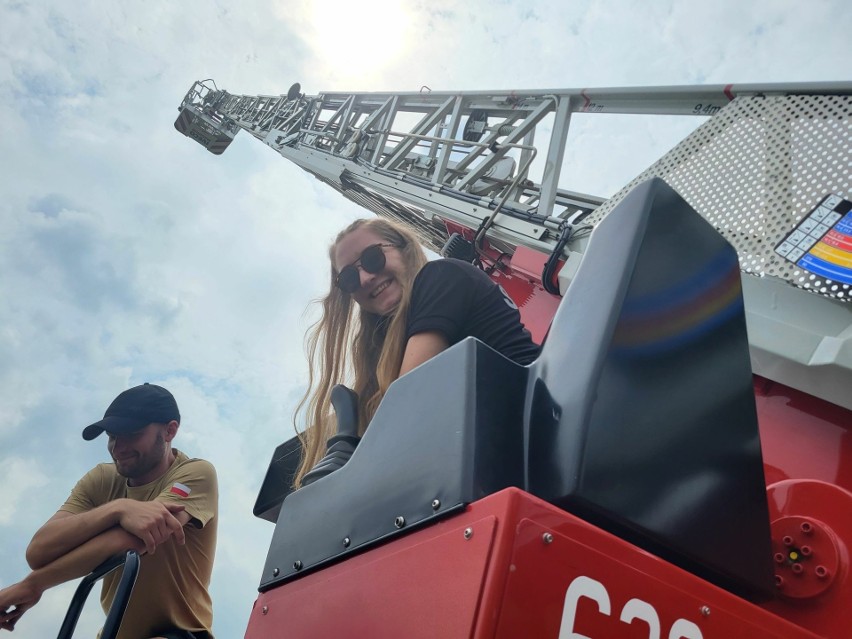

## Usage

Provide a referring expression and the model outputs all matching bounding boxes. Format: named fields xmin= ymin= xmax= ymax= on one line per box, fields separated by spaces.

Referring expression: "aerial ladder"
xmin=171 ymin=80 xmax=852 ymax=638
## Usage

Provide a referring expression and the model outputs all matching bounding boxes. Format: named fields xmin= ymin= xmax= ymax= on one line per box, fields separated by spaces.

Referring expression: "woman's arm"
xmin=399 ymin=331 xmax=449 ymax=376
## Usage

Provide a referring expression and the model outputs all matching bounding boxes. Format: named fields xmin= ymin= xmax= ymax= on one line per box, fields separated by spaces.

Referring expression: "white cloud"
xmin=0 ymin=1 xmax=848 ymax=637
xmin=0 ymin=458 xmax=49 ymax=525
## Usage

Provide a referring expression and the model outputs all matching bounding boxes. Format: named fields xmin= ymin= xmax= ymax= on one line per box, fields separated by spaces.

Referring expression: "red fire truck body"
xmin=171 ymin=80 xmax=852 ymax=639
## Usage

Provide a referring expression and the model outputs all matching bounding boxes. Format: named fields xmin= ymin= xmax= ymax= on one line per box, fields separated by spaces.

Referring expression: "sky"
xmin=0 ymin=0 xmax=849 ymax=637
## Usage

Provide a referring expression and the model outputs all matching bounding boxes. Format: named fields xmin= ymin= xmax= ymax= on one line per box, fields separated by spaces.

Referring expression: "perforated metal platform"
xmin=590 ymin=94 xmax=852 ymax=301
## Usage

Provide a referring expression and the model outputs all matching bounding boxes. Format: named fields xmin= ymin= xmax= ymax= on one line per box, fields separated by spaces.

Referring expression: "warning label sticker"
xmin=775 ymin=194 xmax=852 ymax=285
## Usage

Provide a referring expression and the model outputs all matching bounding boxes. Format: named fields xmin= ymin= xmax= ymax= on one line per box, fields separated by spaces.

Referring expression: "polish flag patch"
xmin=169 ymin=482 xmax=191 ymax=498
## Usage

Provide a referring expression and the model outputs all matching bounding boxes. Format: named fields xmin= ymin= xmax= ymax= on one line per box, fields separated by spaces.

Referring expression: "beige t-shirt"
xmin=61 ymin=449 xmax=218 ymax=639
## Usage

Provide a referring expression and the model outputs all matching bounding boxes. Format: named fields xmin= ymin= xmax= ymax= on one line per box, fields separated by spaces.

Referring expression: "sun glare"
xmin=308 ymin=0 xmax=411 ymax=78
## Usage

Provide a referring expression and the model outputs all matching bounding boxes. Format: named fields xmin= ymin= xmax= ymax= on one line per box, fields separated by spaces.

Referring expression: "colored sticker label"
xmin=775 ymin=194 xmax=852 ymax=284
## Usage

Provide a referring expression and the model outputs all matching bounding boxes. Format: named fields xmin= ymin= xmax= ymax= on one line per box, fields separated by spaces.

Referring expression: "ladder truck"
xmin=166 ymin=79 xmax=852 ymax=639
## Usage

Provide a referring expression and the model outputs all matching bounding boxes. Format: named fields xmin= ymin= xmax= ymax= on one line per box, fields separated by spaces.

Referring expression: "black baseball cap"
xmin=82 ymin=383 xmax=181 ymax=440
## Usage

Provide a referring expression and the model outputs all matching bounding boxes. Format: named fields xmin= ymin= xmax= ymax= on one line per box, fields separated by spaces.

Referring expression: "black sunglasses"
xmin=336 ymin=243 xmax=397 ymax=294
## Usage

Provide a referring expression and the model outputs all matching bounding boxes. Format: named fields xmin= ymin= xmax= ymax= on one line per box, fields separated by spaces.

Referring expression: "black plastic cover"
xmin=259 ymin=341 xmax=527 ymax=589
xmin=527 ymin=178 xmax=774 ymax=599
xmin=253 ymin=435 xmax=302 ymax=523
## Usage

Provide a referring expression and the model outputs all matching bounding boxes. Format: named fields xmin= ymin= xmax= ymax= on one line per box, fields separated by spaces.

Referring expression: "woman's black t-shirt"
xmin=405 ymin=259 xmax=539 ymax=365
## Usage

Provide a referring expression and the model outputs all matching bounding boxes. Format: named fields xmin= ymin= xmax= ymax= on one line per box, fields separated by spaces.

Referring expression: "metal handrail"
xmin=56 ymin=550 xmax=140 ymax=639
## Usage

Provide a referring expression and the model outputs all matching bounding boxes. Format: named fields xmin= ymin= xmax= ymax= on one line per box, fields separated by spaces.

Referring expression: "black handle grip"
xmin=301 ymin=385 xmax=361 ymax=487
xmin=330 ymin=384 xmax=360 ymax=438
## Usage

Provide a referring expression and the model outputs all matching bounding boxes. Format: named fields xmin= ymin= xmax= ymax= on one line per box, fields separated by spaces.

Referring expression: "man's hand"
xmin=117 ymin=501 xmax=186 ymax=555
xmin=0 ymin=577 xmax=42 ymax=631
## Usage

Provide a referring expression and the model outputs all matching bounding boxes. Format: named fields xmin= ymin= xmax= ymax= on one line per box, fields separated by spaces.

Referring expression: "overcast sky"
xmin=0 ymin=1 xmax=849 ymax=637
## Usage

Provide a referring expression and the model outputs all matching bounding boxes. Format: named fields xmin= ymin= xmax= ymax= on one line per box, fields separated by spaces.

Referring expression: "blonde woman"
xmin=295 ymin=218 xmax=539 ymax=485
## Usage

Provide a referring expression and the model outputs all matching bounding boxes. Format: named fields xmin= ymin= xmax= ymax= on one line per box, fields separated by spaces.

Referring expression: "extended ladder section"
xmin=176 ymin=80 xmax=852 ymax=410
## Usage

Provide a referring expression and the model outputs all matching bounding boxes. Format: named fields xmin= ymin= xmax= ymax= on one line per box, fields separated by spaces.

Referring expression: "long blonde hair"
xmin=294 ymin=218 xmax=428 ymax=486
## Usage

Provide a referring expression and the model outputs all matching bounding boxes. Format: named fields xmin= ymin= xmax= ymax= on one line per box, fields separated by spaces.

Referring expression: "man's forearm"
xmin=26 ymin=527 xmax=144 ymax=594
xmin=26 ymin=501 xmax=125 ymax=569
xmin=2 ymin=524 xmax=145 ymax=630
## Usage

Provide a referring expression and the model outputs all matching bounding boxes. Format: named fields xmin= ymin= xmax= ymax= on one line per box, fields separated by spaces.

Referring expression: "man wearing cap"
xmin=0 ymin=384 xmax=218 ymax=639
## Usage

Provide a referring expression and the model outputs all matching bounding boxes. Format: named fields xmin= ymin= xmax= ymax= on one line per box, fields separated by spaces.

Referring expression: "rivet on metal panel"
xmin=343 ymin=537 xmax=351 ymax=548
xmin=431 ymin=499 xmax=441 ymax=510
xmin=542 ymin=532 xmax=554 ymax=544
xmin=293 ymin=560 xmax=303 ymax=571
xmin=272 ymin=568 xmax=279 ymax=576
xmin=262 ymin=606 xmax=269 ymax=615
xmin=800 ymin=545 xmax=812 ymax=557
xmin=700 ymin=606 xmax=711 ymax=617
xmin=801 ymin=521 xmax=814 ymax=535
xmin=463 ymin=527 xmax=473 ymax=540
xmin=395 ymin=516 xmax=406 ymax=528
xmin=782 ymin=535 xmax=794 ymax=546
xmin=815 ymin=565 xmax=829 ymax=579
xmin=791 ymin=563 xmax=804 ymax=575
